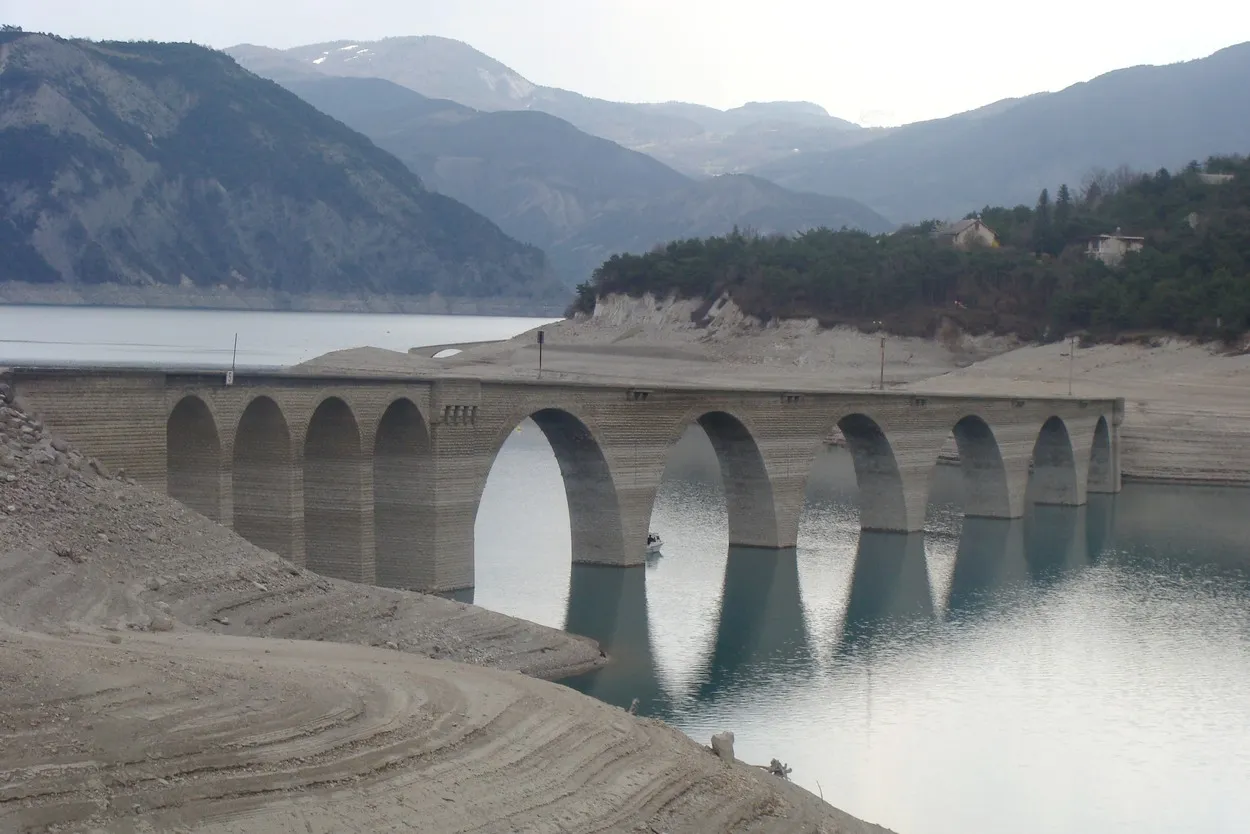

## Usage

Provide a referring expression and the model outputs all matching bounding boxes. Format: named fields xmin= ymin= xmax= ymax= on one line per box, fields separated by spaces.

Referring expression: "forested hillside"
xmin=573 ymin=155 xmax=1250 ymax=342
xmin=0 ymin=31 xmax=562 ymax=304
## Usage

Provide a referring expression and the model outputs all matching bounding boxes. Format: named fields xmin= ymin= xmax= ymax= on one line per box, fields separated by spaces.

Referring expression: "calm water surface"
xmin=7 ymin=306 xmax=1248 ymax=833
xmin=477 ymin=422 xmax=1250 ymax=834
xmin=0 ymin=304 xmax=556 ymax=368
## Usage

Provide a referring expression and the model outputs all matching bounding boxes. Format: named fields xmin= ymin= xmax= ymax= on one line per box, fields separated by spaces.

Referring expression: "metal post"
xmin=537 ymin=330 xmax=544 ymax=377
xmin=1068 ymin=335 xmax=1075 ymax=396
xmin=879 ymin=335 xmax=885 ymax=390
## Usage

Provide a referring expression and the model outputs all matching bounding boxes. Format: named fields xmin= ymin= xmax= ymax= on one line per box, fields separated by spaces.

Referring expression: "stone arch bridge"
xmin=10 ymin=369 xmax=1123 ymax=594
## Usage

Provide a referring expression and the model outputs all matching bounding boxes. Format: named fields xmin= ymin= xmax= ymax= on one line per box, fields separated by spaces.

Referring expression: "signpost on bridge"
xmin=537 ymin=330 xmax=544 ymax=378
xmin=226 ymin=333 xmax=237 ymax=387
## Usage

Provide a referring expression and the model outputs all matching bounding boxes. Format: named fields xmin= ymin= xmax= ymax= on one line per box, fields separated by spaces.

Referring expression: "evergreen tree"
xmin=1053 ymin=184 xmax=1073 ymax=252
xmin=1032 ymin=188 xmax=1052 ymax=254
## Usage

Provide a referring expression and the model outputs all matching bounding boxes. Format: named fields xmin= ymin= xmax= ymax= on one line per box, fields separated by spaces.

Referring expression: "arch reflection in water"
xmin=1023 ymin=503 xmax=1085 ymax=580
xmin=693 ymin=546 xmax=816 ymax=705
xmin=838 ymin=531 xmax=935 ymax=651
xmin=944 ymin=518 xmax=1030 ymax=617
xmin=560 ymin=564 xmax=670 ymax=715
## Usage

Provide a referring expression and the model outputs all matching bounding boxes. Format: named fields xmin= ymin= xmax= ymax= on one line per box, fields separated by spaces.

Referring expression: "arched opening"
xmin=692 ymin=411 xmax=777 ymax=547
xmin=1088 ymin=415 xmax=1114 ymax=493
xmin=473 ymin=409 xmax=622 ymax=622
xmin=233 ymin=396 xmax=294 ymax=558
xmin=303 ymin=397 xmax=364 ymax=582
xmin=167 ymin=395 xmax=221 ymax=520
xmin=1030 ymin=416 xmax=1079 ymax=505
xmin=951 ymin=415 xmax=1011 ymax=518
xmin=838 ymin=413 xmax=908 ymax=531
xmin=373 ymin=399 xmax=430 ymax=590
xmin=532 ymin=409 xmax=623 ymax=563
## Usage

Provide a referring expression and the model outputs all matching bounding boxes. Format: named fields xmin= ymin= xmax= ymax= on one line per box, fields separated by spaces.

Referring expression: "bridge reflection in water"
xmin=560 ymin=500 xmax=1116 ymax=714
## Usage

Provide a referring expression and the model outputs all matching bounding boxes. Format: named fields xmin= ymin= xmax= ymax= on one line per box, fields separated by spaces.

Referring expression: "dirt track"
xmin=0 ymin=383 xmax=891 ymax=833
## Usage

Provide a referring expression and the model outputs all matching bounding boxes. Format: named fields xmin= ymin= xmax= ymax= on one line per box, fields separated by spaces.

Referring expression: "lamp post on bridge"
xmin=873 ymin=320 xmax=885 ymax=390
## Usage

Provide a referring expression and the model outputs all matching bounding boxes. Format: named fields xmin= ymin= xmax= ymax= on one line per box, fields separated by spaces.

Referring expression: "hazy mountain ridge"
xmin=751 ymin=43 xmax=1250 ymax=221
xmin=0 ymin=32 xmax=564 ymax=303
xmin=282 ymin=75 xmax=893 ymax=285
xmin=225 ymin=37 xmax=873 ymax=175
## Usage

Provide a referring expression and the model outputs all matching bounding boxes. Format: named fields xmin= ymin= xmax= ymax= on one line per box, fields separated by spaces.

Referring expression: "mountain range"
xmin=752 ymin=42 xmax=1250 ymax=220
xmin=226 ymin=37 xmax=879 ymax=176
xmin=279 ymin=75 xmax=892 ymax=285
xmin=231 ymin=36 xmax=1250 ymax=225
xmin=0 ymin=31 xmax=563 ymax=305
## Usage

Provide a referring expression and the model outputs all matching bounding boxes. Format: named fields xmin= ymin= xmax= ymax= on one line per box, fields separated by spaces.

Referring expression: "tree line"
xmin=570 ymin=154 xmax=1250 ymax=342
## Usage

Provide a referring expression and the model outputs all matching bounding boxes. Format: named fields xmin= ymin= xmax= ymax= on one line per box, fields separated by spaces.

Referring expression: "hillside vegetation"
xmin=572 ymin=155 xmax=1250 ymax=342
xmin=0 ymin=32 xmax=563 ymax=303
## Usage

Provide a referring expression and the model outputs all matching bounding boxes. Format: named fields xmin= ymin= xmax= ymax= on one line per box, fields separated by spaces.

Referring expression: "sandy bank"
xmin=0 ymin=384 xmax=891 ymax=833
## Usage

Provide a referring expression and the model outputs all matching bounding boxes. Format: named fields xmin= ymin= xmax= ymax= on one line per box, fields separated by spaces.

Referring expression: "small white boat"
xmin=646 ymin=533 xmax=663 ymax=554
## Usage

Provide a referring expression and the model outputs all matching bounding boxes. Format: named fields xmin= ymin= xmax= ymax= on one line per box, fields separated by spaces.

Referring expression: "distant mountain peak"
xmin=226 ymin=36 xmax=870 ymax=175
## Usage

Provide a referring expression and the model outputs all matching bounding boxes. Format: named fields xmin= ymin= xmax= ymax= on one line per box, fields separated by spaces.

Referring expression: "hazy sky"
xmin=6 ymin=0 xmax=1250 ymax=125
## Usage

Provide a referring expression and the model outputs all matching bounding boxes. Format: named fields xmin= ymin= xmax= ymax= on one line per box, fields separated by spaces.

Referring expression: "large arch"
xmin=477 ymin=408 xmax=625 ymax=566
xmin=373 ymin=398 xmax=431 ymax=590
xmin=167 ymin=395 xmax=221 ymax=520
xmin=232 ymin=396 xmax=295 ymax=558
xmin=1031 ymin=416 xmax=1080 ymax=505
xmin=951 ymin=415 xmax=1012 ymax=518
xmin=838 ymin=413 xmax=909 ymax=531
xmin=691 ymin=410 xmax=779 ymax=548
xmin=1087 ymin=415 xmax=1114 ymax=493
xmin=303 ymin=397 xmax=365 ymax=582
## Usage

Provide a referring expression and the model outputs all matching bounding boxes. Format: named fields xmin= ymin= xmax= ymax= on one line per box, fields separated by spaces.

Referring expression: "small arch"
xmin=692 ymin=411 xmax=778 ymax=548
xmin=373 ymin=399 xmax=431 ymax=590
xmin=1031 ymin=416 xmax=1079 ymax=505
xmin=304 ymin=397 xmax=364 ymax=582
xmin=837 ymin=413 xmax=908 ymax=531
xmin=1087 ymin=415 xmax=1114 ymax=493
xmin=951 ymin=415 xmax=1012 ymax=518
xmin=233 ymin=396 xmax=295 ymax=558
xmin=167 ymin=395 xmax=221 ymax=520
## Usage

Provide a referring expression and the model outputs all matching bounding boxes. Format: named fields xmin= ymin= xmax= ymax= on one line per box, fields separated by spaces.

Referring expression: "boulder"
xmin=711 ymin=731 xmax=735 ymax=763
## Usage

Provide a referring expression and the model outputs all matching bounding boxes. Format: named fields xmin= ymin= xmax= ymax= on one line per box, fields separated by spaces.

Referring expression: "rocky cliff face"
xmin=0 ymin=32 xmax=565 ymax=303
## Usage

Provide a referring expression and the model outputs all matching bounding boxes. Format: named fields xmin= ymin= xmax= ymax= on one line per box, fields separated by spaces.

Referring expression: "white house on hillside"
xmin=1085 ymin=228 xmax=1145 ymax=266
xmin=934 ymin=218 xmax=999 ymax=250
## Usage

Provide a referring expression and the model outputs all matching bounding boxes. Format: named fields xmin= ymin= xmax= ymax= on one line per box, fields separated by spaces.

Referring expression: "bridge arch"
xmin=1031 ymin=416 xmax=1080 ymax=505
xmin=837 ymin=413 xmax=909 ymax=531
xmin=166 ymin=395 xmax=222 ymax=520
xmin=233 ymin=396 xmax=295 ymax=558
xmin=1088 ymin=415 xmax=1114 ymax=493
xmin=373 ymin=398 xmax=431 ymax=589
xmin=950 ymin=414 xmax=1013 ymax=518
xmin=303 ymin=397 xmax=366 ymax=582
xmin=663 ymin=409 xmax=779 ymax=549
xmin=478 ymin=407 xmax=625 ymax=566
